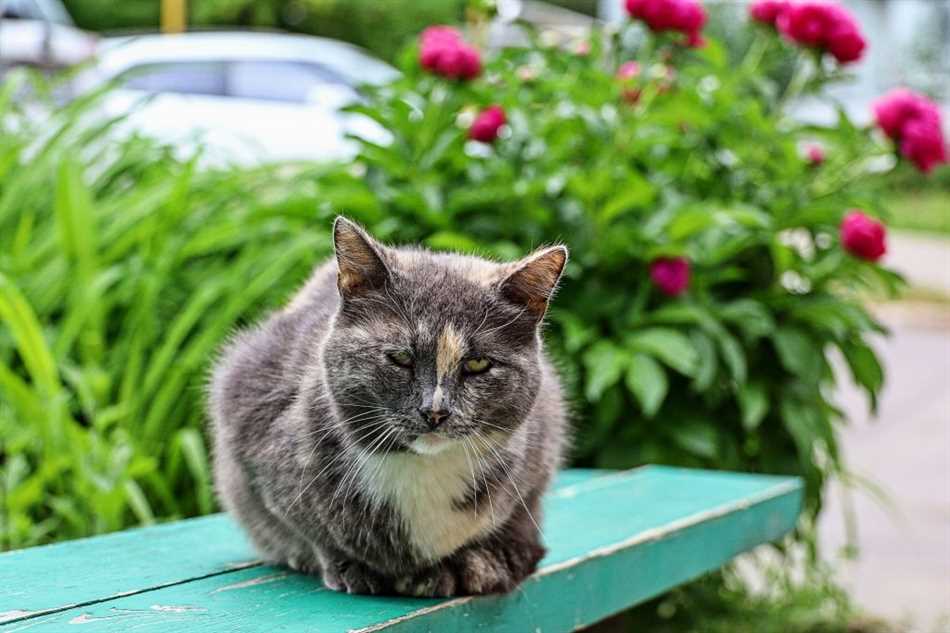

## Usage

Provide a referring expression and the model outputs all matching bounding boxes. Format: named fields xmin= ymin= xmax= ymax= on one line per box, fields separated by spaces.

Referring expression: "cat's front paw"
xmin=453 ymin=539 xmax=546 ymax=595
xmin=393 ymin=565 xmax=457 ymax=598
xmin=322 ymin=559 xmax=389 ymax=595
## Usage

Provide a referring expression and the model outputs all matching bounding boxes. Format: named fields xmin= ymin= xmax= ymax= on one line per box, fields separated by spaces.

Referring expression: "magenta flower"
xmin=900 ymin=118 xmax=948 ymax=174
xmin=841 ymin=211 xmax=886 ymax=262
xmin=625 ymin=0 xmax=707 ymax=48
xmin=419 ymin=26 xmax=482 ymax=80
xmin=649 ymin=257 xmax=691 ymax=296
xmin=873 ymin=88 xmax=947 ymax=174
xmin=777 ymin=2 xmax=866 ymax=64
xmin=749 ymin=0 xmax=790 ymax=26
xmin=469 ymin=105 xmax=507 ymax=143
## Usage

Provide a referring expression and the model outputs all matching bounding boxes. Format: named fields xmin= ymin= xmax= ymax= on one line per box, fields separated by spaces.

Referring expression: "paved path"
xmin=820 ymin=316 xmax=950 ymax=630
xmin=888 ymin=232 xmax=950 ymax=296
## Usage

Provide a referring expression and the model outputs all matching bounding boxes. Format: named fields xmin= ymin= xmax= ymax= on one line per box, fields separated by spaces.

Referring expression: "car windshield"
xmin=116 ymin=59 xmax=357 ymax=103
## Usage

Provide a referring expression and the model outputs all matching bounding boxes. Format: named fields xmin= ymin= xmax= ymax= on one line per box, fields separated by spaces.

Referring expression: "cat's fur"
xmin=209 ymin=217 xmax=569 ymax=596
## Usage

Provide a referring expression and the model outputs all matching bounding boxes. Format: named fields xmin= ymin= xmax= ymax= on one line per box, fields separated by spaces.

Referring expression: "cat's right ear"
xmin=333 ymin=217 xmax=390 ymax=298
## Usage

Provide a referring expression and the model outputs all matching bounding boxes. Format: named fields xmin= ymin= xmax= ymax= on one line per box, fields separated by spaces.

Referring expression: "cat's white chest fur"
xmin=360 ymin=443 xmax=497 ymax=562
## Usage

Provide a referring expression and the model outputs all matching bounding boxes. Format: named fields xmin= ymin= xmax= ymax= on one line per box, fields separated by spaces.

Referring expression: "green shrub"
xmin=1 ymin=7 xmax=904 ymax=550
xmin=336 ymin=20 xmax=902 ymax=526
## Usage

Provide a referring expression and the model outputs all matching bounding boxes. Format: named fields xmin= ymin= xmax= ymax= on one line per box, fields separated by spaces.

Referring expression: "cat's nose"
xmin=418 ymin=406 xmax=452 ymax=429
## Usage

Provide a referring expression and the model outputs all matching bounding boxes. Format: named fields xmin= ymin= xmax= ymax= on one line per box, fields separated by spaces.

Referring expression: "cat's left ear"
xmin=333 ymin=217 xmax=390 ymax=297
xmin=498 ymin=245 xmax=568 ymax=322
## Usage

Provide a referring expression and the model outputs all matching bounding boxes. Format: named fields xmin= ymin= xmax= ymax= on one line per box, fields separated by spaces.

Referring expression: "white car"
xmin=1 ymin=0 xmax=97 ymax=70
xmin=83 ymin=31 xmax=398 ymax=165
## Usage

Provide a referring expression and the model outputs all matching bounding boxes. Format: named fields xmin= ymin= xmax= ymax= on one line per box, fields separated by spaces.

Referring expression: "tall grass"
xmin=0 ymin=71 xmax=341 ymax=549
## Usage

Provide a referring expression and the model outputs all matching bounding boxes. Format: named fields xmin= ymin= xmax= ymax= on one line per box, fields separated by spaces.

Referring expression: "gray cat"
xmin=209 ymin=217 xmax=569 ymax=597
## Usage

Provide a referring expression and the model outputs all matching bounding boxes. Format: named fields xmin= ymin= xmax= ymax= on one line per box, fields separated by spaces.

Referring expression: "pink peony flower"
xmin=840 ymin=211 xmax=886 ymax=262
xmin=777 ymin=2 xmax=832 ymax=45
xmin=806 ymin=144 xmax=825 ymax=165
xmin=872 ymin=88 xmax=947 ymax=173
xmin=825 ymin=15 xmax=866 ymax=63
xmin=872 ymin=88 xmax=940 ymax=139
xmin=672 ymin=0 xmax=707 ymax=32
xmin=899 ymin=117 xmax=948 ymax=174
xmin=749 ymin=0 xmax=790 ymax=26
xmin=625 ymin=0 xmax=707 ymax=46
xmin=777 ymin=2 xmax=866 ymax=64
xmin=419 ymin=26 xmax=482 ymax=80
xmin=469 ymin=105 xmax=507 ymax=143
xmin=649 ymin=257 xmax=691 ymax=296
xmin=421 ymin=25 xmax=462 ymax=46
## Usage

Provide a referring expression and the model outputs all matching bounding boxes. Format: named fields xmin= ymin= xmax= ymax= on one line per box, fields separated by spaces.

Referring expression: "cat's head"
xmin=322 ymin=217 xmax=567 ymax=456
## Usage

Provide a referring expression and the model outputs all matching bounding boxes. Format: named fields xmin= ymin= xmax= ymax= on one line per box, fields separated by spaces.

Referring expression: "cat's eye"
xmin=387 ymin=350 xmax=413 ymax=367
xmin=463 ymin=357 xmax=492 ymax=374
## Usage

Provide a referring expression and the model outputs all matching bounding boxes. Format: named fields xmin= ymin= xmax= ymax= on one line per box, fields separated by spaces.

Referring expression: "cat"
xmin=209 ymin=217 xmax=569 ymax=597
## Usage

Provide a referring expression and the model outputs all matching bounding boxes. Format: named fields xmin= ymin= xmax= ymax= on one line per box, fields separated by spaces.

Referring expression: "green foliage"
xmin=0 ymin=73 xmax=337 ymax=548
xmin=333 ymin=22 xmax=901 ymax=525
xmin=1 ymin=13 xmax=902 ymax=551
xmin=62 ymin=0 xmax=159 ymax=32
xmin=615 ymin=564 xmax=893 ymax=633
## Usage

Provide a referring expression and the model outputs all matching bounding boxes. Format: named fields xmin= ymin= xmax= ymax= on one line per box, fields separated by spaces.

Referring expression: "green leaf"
xmin=175 ymin=429 xmax=213 ymax=515
xmin=718 ymin=299 xmax=775 ymax=341
xmin=599 ymin=174 xmax=655 ymax=222
xmin=840 ymin=339 xmax=884 ymax=411
xmin=627 ymin=328 xmax=699 ymax=376
xmin=717 ymin=332 xmax=748 ymax=384
xmin=668 ymin=209 xmax=715 ymax=240
xmin=554 ymin=312 xmax=596 ymax=354
xmin=583 ymin=340 xmax=628 ymax=401
xmin=690 ymin=330 xmax=718 ymax=391
xmin=0 ymin=273 xmax=60 ymax=396
xmin=425 ymin=231 xmax=480 ymax=253
xmin=669 ymin=419 xmax=719 ymax=459
xmin=123 ymin=480 xmax=155 ymax=526
xmin=625 ymin=353 xmax=668 ymax=417
xmin=773 ymin=327 xmax=823 ymax=379
xmin=737 ymin=381 xmax=769 ymax=431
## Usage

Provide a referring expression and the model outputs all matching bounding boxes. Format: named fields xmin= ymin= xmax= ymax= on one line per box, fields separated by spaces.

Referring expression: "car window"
xmin=120 ymin=62 xmax=228 ymax=96
xmin=226 ymin=61 xmax=349 ymax=103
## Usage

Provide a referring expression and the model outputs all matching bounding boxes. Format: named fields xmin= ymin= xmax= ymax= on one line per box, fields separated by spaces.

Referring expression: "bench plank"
xmin=0 ymin=470 xmax=603 ymax=624
xmin=1 ymin=467 xmax=801 ymax=632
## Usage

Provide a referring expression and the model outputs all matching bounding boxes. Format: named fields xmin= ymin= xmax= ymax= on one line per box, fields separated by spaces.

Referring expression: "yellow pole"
xmin=161 ymin=0 xmax=186 ymax=33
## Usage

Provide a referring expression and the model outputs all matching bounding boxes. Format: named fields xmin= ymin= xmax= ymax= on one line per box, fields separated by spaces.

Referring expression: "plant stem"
xmin=740 ymin=32 xmax=768 ymax=77
xmin=779 ymin=54 xmax=811 ymax=109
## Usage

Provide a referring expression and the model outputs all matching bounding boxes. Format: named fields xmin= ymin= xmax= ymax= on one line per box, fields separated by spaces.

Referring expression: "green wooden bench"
xmin=0 ymin=466 xmax=801 ymax=632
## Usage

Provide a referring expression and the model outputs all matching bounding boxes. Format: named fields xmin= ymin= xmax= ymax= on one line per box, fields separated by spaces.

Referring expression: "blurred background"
xmin=0 ymin=1 xmax=947 ymax=631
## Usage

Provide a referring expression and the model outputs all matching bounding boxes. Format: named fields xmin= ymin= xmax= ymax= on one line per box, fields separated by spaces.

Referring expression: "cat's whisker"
xmin=460 ymin=438 xmax=479 ymax=521
xmin=331 ymin=425 xmax=398 ymax=512
xmin=299 ymin=414 xmax=390 ymax=440
xmin=289 ymin=419 xmax=395 ymax=511
xmin=470 ymin=307 xmax=492 ymax=339
xmin=467 ymin=436 xmax=497 ymax=528
xmin=478 ymin=306 xmax=529 ymax=337
xmin=340 ymin=427 xmax=398 ymax=510
xmin=472 ymin=433 xmax=547 ymax=543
